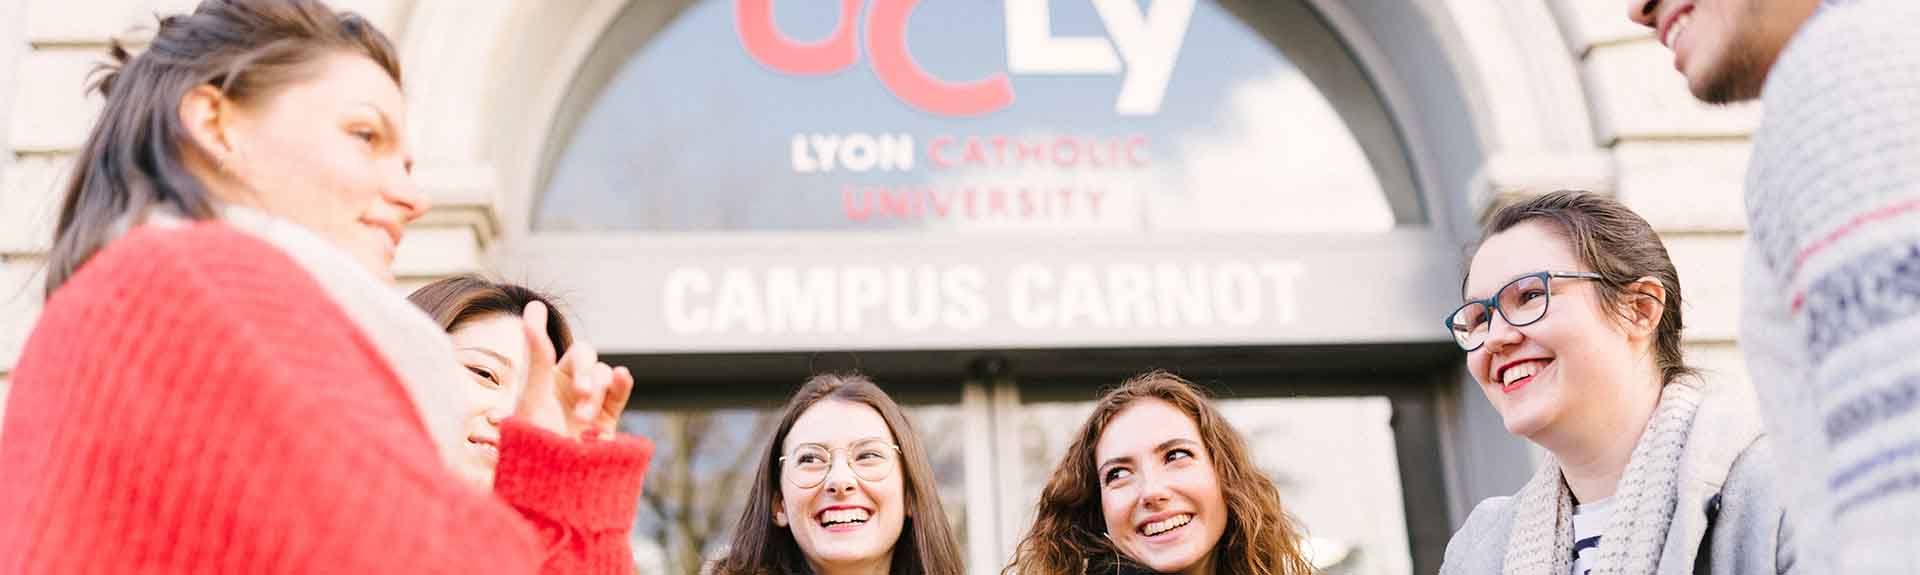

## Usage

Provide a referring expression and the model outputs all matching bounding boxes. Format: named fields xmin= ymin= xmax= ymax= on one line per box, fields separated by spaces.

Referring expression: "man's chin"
xmin=1693 ymin=74 xmax=1761 ymax=105
xmin=1686 ymin=50 xmax=1770 ymax=104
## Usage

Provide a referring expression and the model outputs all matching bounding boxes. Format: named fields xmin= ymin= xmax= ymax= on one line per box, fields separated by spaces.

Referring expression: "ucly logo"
xmin=736 ymin=0 xmax=1195 ymax=117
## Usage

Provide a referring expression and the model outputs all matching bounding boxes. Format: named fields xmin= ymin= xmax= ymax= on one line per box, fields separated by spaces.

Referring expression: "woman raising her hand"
xmin=407 ymin=275 xmax=651 ymax=575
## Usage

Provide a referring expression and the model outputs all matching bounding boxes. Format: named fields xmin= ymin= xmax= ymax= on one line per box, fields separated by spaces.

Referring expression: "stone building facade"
xmin=0 ymin=1 xmax=1760 ymax=573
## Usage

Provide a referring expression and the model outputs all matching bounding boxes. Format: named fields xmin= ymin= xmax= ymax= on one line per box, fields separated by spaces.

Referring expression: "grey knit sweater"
xmin=1440 ymin=381 xmax=1793 ymax=575
xmin=1741 ymin=0 xmax=1920 ymax=573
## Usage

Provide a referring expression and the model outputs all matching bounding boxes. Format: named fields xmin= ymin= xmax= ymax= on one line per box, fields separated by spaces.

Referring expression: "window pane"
xmin=539 ymin=1 xmax=1407 ymax=234
xmin=619 ymin=404 xmax=969 ymax=575
xmin=1012 ymin=396 xmax=1411 ymax=575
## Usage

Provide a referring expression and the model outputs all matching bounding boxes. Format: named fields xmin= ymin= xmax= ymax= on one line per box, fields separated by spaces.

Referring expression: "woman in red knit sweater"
xmin=0 ymin=1 xmax=651 ymax=573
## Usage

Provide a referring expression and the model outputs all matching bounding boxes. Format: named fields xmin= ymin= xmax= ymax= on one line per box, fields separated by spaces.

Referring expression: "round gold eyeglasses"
xmin=778 ymin=438 xmax=901 ymax=488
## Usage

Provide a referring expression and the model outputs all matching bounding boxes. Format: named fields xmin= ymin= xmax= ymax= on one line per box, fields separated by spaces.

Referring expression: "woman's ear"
xmin=1622 ymin=276 xmax=1667 ymax=337
xmin=177 ymin=84 xmax=238 ymax=172
xmin=773 ymin=495 xmax=788 ymax=527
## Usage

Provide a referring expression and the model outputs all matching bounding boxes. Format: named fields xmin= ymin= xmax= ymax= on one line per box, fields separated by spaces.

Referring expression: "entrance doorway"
xmin=612 ymin=343 xmax=1457 ymax=575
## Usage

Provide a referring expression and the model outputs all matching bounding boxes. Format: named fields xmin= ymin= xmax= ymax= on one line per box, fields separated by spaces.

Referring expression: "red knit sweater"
xmin=0 ymin=224 xmax=654 ymax=574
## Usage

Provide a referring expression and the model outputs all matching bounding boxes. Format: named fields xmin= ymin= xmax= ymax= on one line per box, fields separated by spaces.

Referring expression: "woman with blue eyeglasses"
xmin=1438 ymin=191 xmax=1795 ymax=575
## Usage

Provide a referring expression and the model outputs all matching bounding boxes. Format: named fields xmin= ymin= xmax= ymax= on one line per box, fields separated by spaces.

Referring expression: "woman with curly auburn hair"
xmin=1004 ymin=371 xmax=1315 ymax=575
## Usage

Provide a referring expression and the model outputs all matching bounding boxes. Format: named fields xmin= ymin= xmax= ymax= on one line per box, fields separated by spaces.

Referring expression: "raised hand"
xmin=516 ymin=301 xmax=633 ymax=439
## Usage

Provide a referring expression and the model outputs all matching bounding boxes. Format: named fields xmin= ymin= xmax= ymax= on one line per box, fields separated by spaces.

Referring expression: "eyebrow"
xmin=353 ymin=101 xmax=394 ymax=127
xmin=789 ymin=436 xmax=892 ymax=450
xmin=458 ymin=346 xmax=513 ymax=369
xmin=1097 ymin=437 xmax=1201 ymax=472
xmin=352 ymin=101 xmax=405 ymax=145
xmin=357 ymin=101 xmax=415 ymax=172
xmin=1463 ymin=271 xmax=1548 ymax=301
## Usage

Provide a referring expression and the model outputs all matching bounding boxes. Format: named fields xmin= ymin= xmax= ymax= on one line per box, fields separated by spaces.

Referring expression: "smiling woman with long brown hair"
xmin=1005 ymin=371 xmax=1314 ymax=575
xmin=711 ymin=372 xmax=964 ymax=575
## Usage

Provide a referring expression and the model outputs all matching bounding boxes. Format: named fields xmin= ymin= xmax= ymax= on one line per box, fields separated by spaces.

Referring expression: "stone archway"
xmin=0 ymin=0 xmax=1760 ymax=553
xmin=385 ymin=0 xmax=1611 ymax=529
xmin=385 ymin=0 xmax=1758 ymax=537
xmin=394 ymin=0 xmax=1612 ymax=242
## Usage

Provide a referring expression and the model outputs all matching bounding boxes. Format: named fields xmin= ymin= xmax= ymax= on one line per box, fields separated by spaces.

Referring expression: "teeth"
xmin=821 ymin=508 xmax=871 ymax=525
xmin=1143 ymin=514 xmax=1192 ymax=536
xmin=1503 ymin=361 xmax=1545 ymax=386
xmin=1665 ymin=13 xmax=1691 ymax=48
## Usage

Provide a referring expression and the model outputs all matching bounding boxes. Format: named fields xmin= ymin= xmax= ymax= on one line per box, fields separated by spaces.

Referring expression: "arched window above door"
xmin=535 ymin=0 xmax=1423 ymax=235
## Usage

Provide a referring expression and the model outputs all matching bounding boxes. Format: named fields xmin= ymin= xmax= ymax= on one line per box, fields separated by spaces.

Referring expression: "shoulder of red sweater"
xmin=54 ymin=219 xmax=317 ymax=311
xmin=88 ymin=219 xmax=302 ymax=278
xmin=114 ymin=219 xmax=274 ymax=254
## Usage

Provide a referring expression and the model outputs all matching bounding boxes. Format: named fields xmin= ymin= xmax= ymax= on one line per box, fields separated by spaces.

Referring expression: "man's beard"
xmin=1696 ymin=2 xmax=1775 ymax=104
xmin=1697 ymin=46 xmax=1767 ymax=104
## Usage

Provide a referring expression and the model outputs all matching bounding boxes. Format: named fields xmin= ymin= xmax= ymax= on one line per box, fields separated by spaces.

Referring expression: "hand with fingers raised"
xmin=515 ymin=301 xmax=636 ymax=440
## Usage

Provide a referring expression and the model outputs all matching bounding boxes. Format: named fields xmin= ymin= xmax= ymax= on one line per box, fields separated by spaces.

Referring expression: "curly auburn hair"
xmin=1003 ymin=371 xmax=1315 ymax=575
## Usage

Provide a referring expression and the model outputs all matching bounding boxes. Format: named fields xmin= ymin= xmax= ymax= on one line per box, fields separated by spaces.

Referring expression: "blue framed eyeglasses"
xmin=1444 ymin=271 xmax=1604 ymax=351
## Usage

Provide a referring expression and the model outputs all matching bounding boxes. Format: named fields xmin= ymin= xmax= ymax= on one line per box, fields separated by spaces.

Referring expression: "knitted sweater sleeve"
xmin=1437 ymin=496 xmax=1513 ymax=575
xmin=1742 ymin=1 xmax=1920 ymax=571
xmin=0 ymin=225 xmax=545 ymax=574
xmin=494 ymin=418 xmax=655 ymax=575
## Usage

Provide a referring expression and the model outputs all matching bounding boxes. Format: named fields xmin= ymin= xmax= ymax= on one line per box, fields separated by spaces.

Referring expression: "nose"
xmin=384 ymin=161 xmax=429 ymax=224
xmin=1136 ymin=469 xmax=1172 ymax=510
xmin=1629 ymin=0 xmax=1660 ymax=29
xmin=1483 ymin=309 xmax=1524 ymax=351
xmin=821 ymin=456 xmax=859 ymax=495
xmin=484 ymin=392 xmax=512 ymax=426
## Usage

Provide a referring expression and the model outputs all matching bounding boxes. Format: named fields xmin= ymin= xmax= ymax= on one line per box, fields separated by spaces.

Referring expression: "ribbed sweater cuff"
xmin=494 ymin=418 xmax=655 ymax=531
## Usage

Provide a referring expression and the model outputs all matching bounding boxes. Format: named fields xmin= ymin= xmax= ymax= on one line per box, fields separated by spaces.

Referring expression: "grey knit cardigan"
xmin=1439 ymin=381 xmax=1797 ymax=575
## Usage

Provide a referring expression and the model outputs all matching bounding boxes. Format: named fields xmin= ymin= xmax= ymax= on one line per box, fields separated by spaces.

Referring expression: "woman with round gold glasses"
xmin=781 ymin=439 xmax=902 ymax=488
xmin=710 ymin=372 xmax=963 ymax=575
xmin=1439 ymin=191 xmax=1793 ymax=575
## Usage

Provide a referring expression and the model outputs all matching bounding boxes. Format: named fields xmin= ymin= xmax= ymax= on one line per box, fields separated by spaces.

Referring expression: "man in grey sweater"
xmin=1627 ymin=0 xmax=1920 ymax=572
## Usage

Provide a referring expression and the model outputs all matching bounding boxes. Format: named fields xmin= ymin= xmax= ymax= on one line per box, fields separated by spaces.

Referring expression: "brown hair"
xmin=406 ymin=275 xmax=573 ymax=358
xmin=1005 ymin=371 xmax=1314 ymax=575
xmin=712 ymin=372 xmax=963 ymax=575
xmin=46 ymin=0 xmax=402 ymax=294
xmin=1472 ymin=190 xmax=1696 ymax=384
